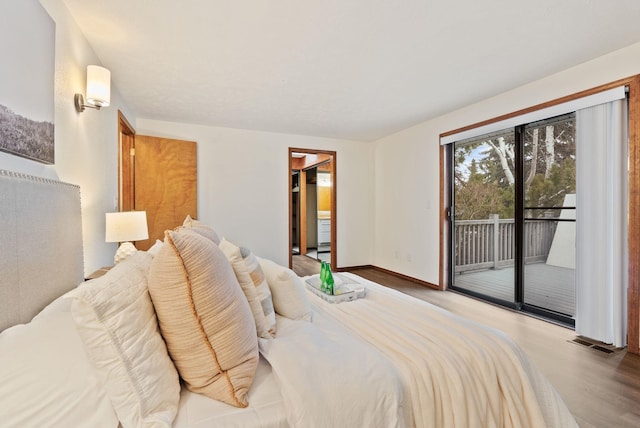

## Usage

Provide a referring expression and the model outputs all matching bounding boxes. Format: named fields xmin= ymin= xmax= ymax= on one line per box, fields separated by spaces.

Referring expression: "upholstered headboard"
xmin=0 ymin=170 xmax=84 ymax=331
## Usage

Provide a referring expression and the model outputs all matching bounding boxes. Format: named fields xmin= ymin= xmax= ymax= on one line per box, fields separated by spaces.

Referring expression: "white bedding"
xmin=174 ymin=357 xmax=288 ymax=428
xmin=1 ymin=171 xmax=576 ymax=427
xmin=0 ymin=269 xmax=578 ymax=428
xmin=308 ymin=273 xmax=578 ymax=428
xmin=0 ymin=295 xmax=119 ymax=428
xmin=0 ymin=293 xmax=289 ymax=428
xmin=259 ymin=315 xmax=405 ymax=428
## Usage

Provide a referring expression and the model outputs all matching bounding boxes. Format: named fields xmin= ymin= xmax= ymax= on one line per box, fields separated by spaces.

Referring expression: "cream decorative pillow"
xmin=182 ymin=214 xmax=220 ymax=244
xmin=148 ymin=229 xmax=259 ymax=408
xmin=70 ymin=252 xmax=180 ymax=428
xmin=259 ymin=257 xmax=313 ymax=321
xmin=220 ymin=238 xmax=275 ymax=338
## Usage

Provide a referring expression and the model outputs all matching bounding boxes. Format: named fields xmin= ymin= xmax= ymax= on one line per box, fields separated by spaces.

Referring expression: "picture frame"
xmin=0 ymin=0 xmax=55 ymax=164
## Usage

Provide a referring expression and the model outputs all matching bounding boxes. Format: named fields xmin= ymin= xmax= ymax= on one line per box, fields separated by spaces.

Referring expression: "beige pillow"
xmin=70 ymin=252 xmax=180 ymax=427
xmin=259 ymin=257 xmax=313 ymax=321
xmin=181 ymin=214 xmax=220 ymax=244
xmin=220 ymin=238 xmax=275 ymax=338
xmin=148 ymin=229 xmax=258 ymax=408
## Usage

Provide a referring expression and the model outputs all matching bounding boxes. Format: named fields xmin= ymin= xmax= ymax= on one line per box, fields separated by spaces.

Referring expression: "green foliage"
xmin=526 ymin=158 xmax=576 ymax=210
xmin=454 ymin=115 xmax=575 ymax=221
xmin=454 ymin=179 xmax=514 ymax=219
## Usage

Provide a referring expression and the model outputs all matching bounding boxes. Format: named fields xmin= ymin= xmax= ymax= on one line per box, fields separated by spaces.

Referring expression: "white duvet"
xmin=2 ymin=271 xmax=578 ymax=428
xmin=259 ymin=314 xmax=406 ymax=428
xmin=305 ymin=273 xmax=579 ymax=428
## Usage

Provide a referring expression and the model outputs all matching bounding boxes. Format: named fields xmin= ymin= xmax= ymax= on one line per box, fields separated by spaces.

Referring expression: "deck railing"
xmin=454 ymin=215 xmax=556 ymax=273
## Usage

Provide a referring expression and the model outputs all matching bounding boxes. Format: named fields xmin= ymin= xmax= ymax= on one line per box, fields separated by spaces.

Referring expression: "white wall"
xmin=136 ymin=119 xmax=374 ymax=268
xmin=7 ymin=0 xmax=640 ymax=282
xmin=0 ymin=0 xmax=135 ymax=275
xmin=373 ymin=41 xmax=640 ymax=285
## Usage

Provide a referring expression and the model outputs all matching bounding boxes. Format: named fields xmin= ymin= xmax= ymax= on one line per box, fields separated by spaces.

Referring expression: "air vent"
xmin=591 ymin=345 xmax=614 ymax=354
xmin=568 ymin=336 xmax=621 ymax=356
xmin=572 ymin=337 xmax=593 ymax=347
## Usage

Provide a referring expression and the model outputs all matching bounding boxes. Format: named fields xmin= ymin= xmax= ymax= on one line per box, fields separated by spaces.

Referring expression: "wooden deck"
xmin=453 ymin=262 xmax=575 ymax=317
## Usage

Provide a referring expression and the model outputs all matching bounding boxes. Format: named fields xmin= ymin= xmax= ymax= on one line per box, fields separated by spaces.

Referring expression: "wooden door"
xmin=134 ymin=135 xmax=197 ymax=250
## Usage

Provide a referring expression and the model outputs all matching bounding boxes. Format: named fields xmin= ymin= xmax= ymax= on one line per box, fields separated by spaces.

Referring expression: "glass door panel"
xmin=452 ymin=129 xmax=516 ymax=305
xmin=522 ymin=114 xmax=576 ymax=318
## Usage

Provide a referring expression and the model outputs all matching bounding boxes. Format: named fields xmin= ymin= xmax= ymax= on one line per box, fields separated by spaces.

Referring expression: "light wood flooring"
xmin=292 ymin=255 xmax=640 ymax=428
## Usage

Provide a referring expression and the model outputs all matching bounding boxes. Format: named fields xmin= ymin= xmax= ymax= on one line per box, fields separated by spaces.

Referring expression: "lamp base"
xmin=114 ymin=242 xmax=137 ymax=264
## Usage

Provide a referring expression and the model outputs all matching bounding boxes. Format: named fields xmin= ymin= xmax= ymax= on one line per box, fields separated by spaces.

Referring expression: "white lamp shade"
xmin=86 ymin=65 xmax=111 ymax=107
xmin=105 ymin=211 xmax=149 ymax=243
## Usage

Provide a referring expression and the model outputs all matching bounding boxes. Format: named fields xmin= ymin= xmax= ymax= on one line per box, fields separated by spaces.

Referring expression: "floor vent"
xmin=591 ymin=345 xmax=615 ymax=354
xmin=572 ymin=337 xmax=593 ymax=347
xmin=569 ymin=336 xmax=622 ymax=356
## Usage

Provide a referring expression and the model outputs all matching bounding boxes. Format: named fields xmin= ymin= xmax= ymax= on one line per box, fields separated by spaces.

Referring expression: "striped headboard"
xmin=0 ymin=170 xmax=84 ymax=331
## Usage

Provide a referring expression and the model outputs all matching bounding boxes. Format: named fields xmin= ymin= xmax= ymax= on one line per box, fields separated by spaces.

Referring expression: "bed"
xmin=0 ymin=170 xmax=578 ymax=428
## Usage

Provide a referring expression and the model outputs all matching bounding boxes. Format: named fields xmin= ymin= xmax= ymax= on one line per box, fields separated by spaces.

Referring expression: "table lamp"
xmin=105 ymin=211 xmax=149 ymax=264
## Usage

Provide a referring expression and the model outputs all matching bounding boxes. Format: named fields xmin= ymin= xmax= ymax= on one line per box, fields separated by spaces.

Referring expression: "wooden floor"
xmin=292 ymin=255 xmax=640 ymax=428
xmin=454 ymin=262 xmax=576 ymax=316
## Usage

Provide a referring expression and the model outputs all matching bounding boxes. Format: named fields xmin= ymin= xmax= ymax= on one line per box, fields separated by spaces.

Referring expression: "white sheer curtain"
xmin=575 ymin=98 xmax=628 ymax=347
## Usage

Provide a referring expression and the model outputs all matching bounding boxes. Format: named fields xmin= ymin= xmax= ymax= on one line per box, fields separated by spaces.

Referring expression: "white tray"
xmin=305 ymin=273 xmax=366 ymax=303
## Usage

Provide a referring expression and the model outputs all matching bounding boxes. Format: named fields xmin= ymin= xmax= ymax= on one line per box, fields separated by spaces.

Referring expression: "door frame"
xmin=289 ymin=148 xmax=337 ymax=270
xmin=439 ymin=75 xmax=640 ymax=354
xmin=447 ymin=123 xmax=576 ymax=327
xmin=118 ymin=110 xmax=135 ymax=212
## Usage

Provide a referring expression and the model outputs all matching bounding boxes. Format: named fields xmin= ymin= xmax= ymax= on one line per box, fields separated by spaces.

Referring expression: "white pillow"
xmin=258 ymin=258 xmax=312 ymax=322
xmin=147 ymin=239 xmax=164 ymax=257
xmin=220 ymin=238 xmax=276 ymax=338
xmin=0 ymin=296 xmax=118 ymax=427
xmin=70 ymin=252 xmax=181 ymax=428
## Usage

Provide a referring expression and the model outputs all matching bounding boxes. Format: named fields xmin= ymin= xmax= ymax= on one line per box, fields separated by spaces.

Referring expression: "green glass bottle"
xmin=320 ymin=261 xmax=327 ymax=292
xmin=325 ymin=262 xmax=334 ymax=295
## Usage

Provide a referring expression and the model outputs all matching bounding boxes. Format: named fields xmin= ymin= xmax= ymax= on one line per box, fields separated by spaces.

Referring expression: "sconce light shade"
xmin=86 ymin=65 xmax=111 ymax=107
xmin=75 ymin=65 xmax=111 ymax=113
xmin=105 ymin=211 xmax=149 ymax=264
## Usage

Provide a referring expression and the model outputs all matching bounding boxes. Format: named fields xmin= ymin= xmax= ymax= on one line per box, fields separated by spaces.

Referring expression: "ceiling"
xmin=62 ymin=0 xmax=640 ymax=141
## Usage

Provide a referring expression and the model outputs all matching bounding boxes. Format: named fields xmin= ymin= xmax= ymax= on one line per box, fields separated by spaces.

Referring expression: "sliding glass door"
xmin=522 ymin=115 xmax=576 ymax=319
xmin=452 ymin=129 xmax=516 ymax=305
xmin=451 ymin=114 xmax=576 ymax=325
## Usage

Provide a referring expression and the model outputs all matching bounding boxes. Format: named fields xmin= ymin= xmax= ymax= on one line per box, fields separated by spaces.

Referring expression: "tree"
xmin=544 ymin=125 xmax=556 ymax=179
xmin=526 ymin=128 xmax=539 ymax=189
xmin=487 ymin=136 xmax=515 ymax=186
xmin=454 ymin=180 xmax=506 ymax=220
xmin=526 ymin=158 xmax=576 ymax=212
xmin=454 ymin=114 xmax=575 ymax=221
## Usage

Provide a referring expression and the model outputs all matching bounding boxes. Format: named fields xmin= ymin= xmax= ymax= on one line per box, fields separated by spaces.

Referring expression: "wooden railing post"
xmin=490 ymin=214 xmax=499 ymax=269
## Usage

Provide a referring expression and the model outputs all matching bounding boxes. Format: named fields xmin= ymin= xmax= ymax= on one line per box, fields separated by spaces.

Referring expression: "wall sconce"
xmin=75 ymin=65 xmax=111 ymax=113
xmin=105 ymin=211 xmax=149 ymax=264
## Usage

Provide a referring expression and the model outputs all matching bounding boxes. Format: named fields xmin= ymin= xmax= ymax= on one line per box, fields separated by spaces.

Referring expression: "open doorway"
xmin=289 ymin=148 xmax=336 ymax=270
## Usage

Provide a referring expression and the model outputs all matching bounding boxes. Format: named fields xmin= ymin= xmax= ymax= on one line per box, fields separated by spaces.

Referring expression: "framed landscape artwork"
xmin=0 ymin=0 xmax=55 ymax=164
